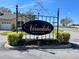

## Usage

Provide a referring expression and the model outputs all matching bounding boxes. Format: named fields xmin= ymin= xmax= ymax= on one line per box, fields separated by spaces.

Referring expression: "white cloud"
xmin=19 ymin=3 xmax=36 ymax=9
xmin=19 ymin=0 xmax=49 ymax=9
xmin=18 ymin=0 xmax=52 ymax=12
xmin=18 ymin=2 xmax=37 ymax=12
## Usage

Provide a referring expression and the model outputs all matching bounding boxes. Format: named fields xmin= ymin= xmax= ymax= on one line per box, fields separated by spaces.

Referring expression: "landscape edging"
xmin=4 ymin=42 xmax=72 ymax=49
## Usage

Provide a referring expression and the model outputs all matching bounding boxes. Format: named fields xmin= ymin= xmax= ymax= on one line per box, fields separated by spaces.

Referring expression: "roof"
xmin=0 ymin=11 xmax=16 ymax=19
xmin=0 ymin=12 xmax=16 ymax=19
xmin=0 ymin=10 xmax=31 ymax=22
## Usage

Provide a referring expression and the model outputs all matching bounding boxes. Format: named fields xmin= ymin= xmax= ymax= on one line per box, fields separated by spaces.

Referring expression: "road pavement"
xmin=60 ymin=28 xmax=79 ymax=42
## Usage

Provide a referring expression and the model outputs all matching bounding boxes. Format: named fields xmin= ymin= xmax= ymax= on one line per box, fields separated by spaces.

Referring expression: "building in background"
xmin=0 ymin=10 xmax=27 ymax=30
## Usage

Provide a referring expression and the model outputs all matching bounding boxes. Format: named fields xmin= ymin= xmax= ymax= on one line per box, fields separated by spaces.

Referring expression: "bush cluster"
xmin=56 ymin=31 xmax=70 ymax=43
xmin=7 ymin=31 xmax=70 ymax=46
xmin=7 ymin=32 xmax=24 ymax=46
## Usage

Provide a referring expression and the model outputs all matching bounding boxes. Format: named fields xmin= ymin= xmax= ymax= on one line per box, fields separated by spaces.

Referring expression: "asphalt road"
xmin=60 ymin=28 xmax=79 ymax=42
xmin=0 ymin=48 xmax=78 ymax=59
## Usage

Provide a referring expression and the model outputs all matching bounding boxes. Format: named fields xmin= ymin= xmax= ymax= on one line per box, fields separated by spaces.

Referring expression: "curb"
xmin=70 ymin=41 xmax=79 ymax=45
xmin=4 ymin=43 xmax=72 ymax=49
xmin=4 ymin=43 xmax=27 ymax=50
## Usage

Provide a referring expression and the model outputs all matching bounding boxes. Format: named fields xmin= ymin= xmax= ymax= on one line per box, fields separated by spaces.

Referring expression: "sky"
xmin=0 ymin=0 xmax=79 ymax=24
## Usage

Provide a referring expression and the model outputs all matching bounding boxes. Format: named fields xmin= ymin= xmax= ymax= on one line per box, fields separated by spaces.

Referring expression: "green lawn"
xmin=0 ymin=31 xmax=26 ymax=36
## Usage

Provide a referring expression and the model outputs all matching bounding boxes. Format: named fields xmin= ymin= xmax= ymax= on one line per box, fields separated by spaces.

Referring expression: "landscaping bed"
xmin=5 ymin=42 xmax=71 ymax=49
xmin=25 ymin=39 xmax=69 ymax=46
xmin=1 ymin=30 xmax=70 ymax=49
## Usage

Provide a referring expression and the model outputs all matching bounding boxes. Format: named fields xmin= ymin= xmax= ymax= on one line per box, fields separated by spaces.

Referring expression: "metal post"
xmin=16 ymin=5 xmax=18 ymax=32
xmin=38 ymin=12 xmax=40 ymax=20
xmin=37 ymin=12 xmax=40 ymax=40
xmin=57 ymin=8 xmax=60 ymax=39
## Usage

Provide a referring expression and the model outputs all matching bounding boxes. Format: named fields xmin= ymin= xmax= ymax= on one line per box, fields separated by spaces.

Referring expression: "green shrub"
xmin=8 ymin=33 xmax=19 ymax=46
xmin=56 ymin=32 xmax=70 ymax=43
xmin=18 ymin=32 xmax=24 ymax=40
xmin=7 ymin=32 xmax=24 ymax=46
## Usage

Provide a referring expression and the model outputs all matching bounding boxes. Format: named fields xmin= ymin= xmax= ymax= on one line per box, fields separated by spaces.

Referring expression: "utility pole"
xmin=16 ymin=5 xmax=18 ymax=32
xmin=57 ymin=8 xmax=60 ymax=39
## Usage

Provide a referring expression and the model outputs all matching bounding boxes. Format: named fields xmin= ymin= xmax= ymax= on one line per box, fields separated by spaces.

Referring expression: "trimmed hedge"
xmin=7 ymin=32 xmax=24 ymax=46
xmin=7 ymin=31 xmax=70 ymax=46
xmin=56 ymin=31 xmax=70 ymax=43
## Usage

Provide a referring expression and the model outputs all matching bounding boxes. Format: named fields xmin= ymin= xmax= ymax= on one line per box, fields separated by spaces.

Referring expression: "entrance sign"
xmin=22 ymin=20 xmax=54 ymax=35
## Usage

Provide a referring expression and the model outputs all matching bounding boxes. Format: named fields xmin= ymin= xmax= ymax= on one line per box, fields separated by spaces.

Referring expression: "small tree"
xmin=25 ymin=11 xmax=36 ymax=22
xmin=60 ymin=17 xmax=73 ymax=27
xmin=11 ymin=24 xmax=16 ymax=31
xmin=18 ymin=11 xmax=36 ymax=22
xmin=0 ymin=7 xmax=12 ymax=13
